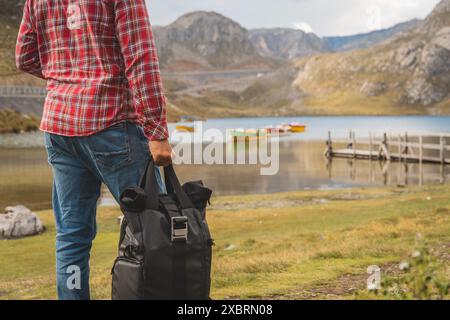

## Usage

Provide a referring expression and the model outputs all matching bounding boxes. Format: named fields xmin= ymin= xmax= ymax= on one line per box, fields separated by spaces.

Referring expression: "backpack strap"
xmin=172 ymin=235 xmax=188 ymax=300
xmin=160 ymin=197 xmax=188 ymax=299
xmin=164 ymin=164 xmax=194 ymax=209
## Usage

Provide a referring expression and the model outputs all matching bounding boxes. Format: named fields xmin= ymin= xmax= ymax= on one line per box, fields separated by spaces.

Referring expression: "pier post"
xmin=419 ymin=136 xmax=423 ymax=165
xmin=369 ymin=131 xmax=373 ymax=159
xmin=440 ymin=135 xmax=445 ymax=165
xmin=353 ymin=131 xmax=356 ymax=158
xmin=419 ymin=135 xmax=423 ymax=186
xmin=404 ymin=132 xmax=409 ymax=161
xmin=347 ymin=130 xmax=352 ymax=149
xmin=379 ymin=133 xmax=390 ymax=161
xmin=325 ymin=131 xmax=333 ymax=158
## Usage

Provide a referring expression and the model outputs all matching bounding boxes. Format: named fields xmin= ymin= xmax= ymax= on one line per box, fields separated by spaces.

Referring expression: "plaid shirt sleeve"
xmin=114 ymin=0 xmax=169 ymax=141
xmin=16 ymin=0 xmax=44 ymax=79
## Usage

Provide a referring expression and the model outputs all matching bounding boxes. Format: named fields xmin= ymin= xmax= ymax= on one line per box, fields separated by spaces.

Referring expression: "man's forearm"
xmin=114 ymin=0 xmax=168 ymax=141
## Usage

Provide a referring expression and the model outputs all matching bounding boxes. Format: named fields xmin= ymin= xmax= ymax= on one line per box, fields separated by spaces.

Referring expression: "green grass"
xmin=0 ymin=184 xmax=450 ymax=300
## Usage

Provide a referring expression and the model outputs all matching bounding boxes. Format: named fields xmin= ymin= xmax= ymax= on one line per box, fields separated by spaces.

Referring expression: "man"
xmin=16 ymin=0 xmax=172 ymax=300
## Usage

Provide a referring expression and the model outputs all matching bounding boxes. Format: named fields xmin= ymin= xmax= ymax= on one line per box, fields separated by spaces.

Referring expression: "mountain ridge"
xmin=286 ymin=0 xmax=450 ymax=113
xmin=153 ymin=11 xmax=275 ymax=71
xmin=324 ymin=19 xmax=422 ymax=52
xmin=248 ymin=28 xmax=330 ymax=60
xmin=1 ymin=2 xmax=448 ymax=118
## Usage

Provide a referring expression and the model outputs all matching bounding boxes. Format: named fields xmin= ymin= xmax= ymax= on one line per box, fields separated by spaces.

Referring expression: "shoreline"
xmin=0 ymin=131 xmax=45 ymax=149
xmin=2 ymin=115 xmax=450 ymax=149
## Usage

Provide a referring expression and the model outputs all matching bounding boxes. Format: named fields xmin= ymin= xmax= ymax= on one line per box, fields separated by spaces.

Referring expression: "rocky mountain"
xmin=249 ymin=28 xmax=330 ymax=60
xmin=286 ymin=0 xmax=450 ymax=114
xmin=153 ymin=11 xmax=274 ymax=71
xmin=2 ymin=2 xmax=448 ymax=118
xmin=325 ymin=19 xmax=421 ymax=52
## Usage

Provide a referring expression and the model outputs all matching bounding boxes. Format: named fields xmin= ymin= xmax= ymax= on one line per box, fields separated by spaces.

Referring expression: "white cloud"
xmin=293 ymin=22 xmax=314 ymax=33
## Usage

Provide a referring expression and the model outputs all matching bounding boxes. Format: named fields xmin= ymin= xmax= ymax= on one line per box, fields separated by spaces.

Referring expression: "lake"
xmin=1 ymin=116 xmax=450 ymax=211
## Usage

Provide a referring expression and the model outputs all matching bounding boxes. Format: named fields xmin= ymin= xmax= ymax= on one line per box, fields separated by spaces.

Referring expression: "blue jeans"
xmin=44 ymin=122 xmax=164 ymax=300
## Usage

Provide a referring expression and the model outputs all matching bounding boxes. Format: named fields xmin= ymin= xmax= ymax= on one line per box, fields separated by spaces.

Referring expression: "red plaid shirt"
xmin=16 ymin=0 xmax=168 ymax=141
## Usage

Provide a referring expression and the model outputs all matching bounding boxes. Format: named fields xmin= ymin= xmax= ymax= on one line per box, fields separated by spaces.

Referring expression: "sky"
xmin=146 ymin=0 xmax=441 ymax=37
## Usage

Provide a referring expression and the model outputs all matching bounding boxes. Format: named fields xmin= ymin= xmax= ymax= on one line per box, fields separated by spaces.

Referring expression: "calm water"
xmin=170 ymin=116 xmax=450 ymax=141
xmin=1 ymin=116 xmax=450 ymax=211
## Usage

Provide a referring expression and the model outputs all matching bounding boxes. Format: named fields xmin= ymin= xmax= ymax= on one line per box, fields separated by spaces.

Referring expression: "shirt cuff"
xmin=144 ymin=122 xmax=169 ymax=141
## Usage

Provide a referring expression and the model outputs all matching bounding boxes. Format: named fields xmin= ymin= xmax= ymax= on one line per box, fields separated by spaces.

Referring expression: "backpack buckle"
xmin=171 ymin=216 xmax=188 ymax=242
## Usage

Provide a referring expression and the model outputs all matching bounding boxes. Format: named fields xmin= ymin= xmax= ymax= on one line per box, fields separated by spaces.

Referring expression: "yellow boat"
xmin=283 ymin=123 xmax=306 ymax=133
xmin=289 ymin=125 xmax=306 ymax=133
xmin=175 ymin=125 xmax=195 ymax=133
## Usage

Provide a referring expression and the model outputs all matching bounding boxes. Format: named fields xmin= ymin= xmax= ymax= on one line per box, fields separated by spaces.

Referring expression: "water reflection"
xmin=1 ymin=140 xmax=450 ymax=211
xmin=326 ymin=157 xmax=449 ymax=187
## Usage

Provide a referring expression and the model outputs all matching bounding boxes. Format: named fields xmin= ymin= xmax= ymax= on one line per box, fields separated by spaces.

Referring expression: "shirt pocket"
xmin=88 ymin=122 xmax=131 ymax=170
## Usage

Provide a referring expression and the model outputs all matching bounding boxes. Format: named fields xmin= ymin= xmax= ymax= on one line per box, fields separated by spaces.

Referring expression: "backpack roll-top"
xmin=111 ymin=159 xmax=213 ymax=300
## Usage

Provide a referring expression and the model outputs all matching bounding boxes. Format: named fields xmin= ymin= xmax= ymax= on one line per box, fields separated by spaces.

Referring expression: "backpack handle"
xmin=163 ymin=164 xmax=194 ymax=209
xmin=141 ymin=158 xmax=194 ymax=210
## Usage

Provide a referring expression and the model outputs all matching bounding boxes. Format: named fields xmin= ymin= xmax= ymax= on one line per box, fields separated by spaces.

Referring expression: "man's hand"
xmin=149 ymin=140 xmax=172 ymax=167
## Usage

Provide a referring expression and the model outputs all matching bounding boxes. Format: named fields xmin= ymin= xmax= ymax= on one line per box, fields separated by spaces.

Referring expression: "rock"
xmin=360 ymin=81 xmax=387 ymax=96
xmin=394 ymin=41 xmax=423 ymax=70
xmin=398 ymin=261 xmax=410 ymax=271
xmin=0 ymin=205 xmax=45 ymax=239
xmin=433 ymin=27 xmax=450 ymax=50
xmin=418 ymin=43 xmax=450 ymax=76
xmin=405 ymin=78 xmax=446 ymax=105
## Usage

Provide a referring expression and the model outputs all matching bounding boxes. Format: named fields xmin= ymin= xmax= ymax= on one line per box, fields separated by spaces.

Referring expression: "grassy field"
xmin=0 ymin=185 xmax=449 ymax=300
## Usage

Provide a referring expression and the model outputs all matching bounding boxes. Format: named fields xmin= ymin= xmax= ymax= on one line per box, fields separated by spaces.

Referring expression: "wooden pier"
xmin=325 ymin=131 xmax=450 ymax=165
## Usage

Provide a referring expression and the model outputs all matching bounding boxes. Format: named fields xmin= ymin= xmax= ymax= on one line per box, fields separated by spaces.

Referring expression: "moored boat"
xmin=264 ymin=125 xmax=291 ymax=136
xmin=282 ymin=122 xmax=306 ymax=133
xmin=175 ymin=125 xmax=195 ymax=132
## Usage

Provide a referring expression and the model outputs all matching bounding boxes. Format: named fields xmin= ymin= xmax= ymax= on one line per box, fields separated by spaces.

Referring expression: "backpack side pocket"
xmin=111 ymin=257 xmax=144 ymax=300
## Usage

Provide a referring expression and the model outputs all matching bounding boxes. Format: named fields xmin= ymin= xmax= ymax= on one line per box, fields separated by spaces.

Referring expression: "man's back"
xmin=15 ymin=0 xmax=172 ymax=301
xmin=16 ymin=0 xmax=168 ymax=140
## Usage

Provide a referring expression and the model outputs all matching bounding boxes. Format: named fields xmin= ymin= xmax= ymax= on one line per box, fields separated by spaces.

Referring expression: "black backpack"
xmin=111 ymin=160 xmax=213 ymax=300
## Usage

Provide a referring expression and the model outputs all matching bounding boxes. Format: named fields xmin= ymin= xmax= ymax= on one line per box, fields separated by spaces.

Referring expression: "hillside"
xmin=325 ymin=19 xmax=421 ymax=52
xmin=249 ymin=28 xmax=330 ymax=60
xmin=284 ymin=0 xmax=450 ymax=114
xmin=1 ymin=2 xmax=448 ymax=119
xmin=0 ymin=0 xmax=43 ymax=86
xmin=0 ymin=0 xmax=24 ymax=76
xmin=154 ymin=11 xmax=274 ymax=71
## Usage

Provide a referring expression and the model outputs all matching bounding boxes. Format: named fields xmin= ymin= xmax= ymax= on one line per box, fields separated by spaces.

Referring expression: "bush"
xmin=372 ymin=241 xmax=449 ymax=300
xmin=0 ymin=109 xmax=40 ymax=134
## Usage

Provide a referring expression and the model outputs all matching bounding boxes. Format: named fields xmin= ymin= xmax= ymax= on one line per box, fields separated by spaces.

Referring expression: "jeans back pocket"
xmin=88 ymin=122 xmax=131 ymax=170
